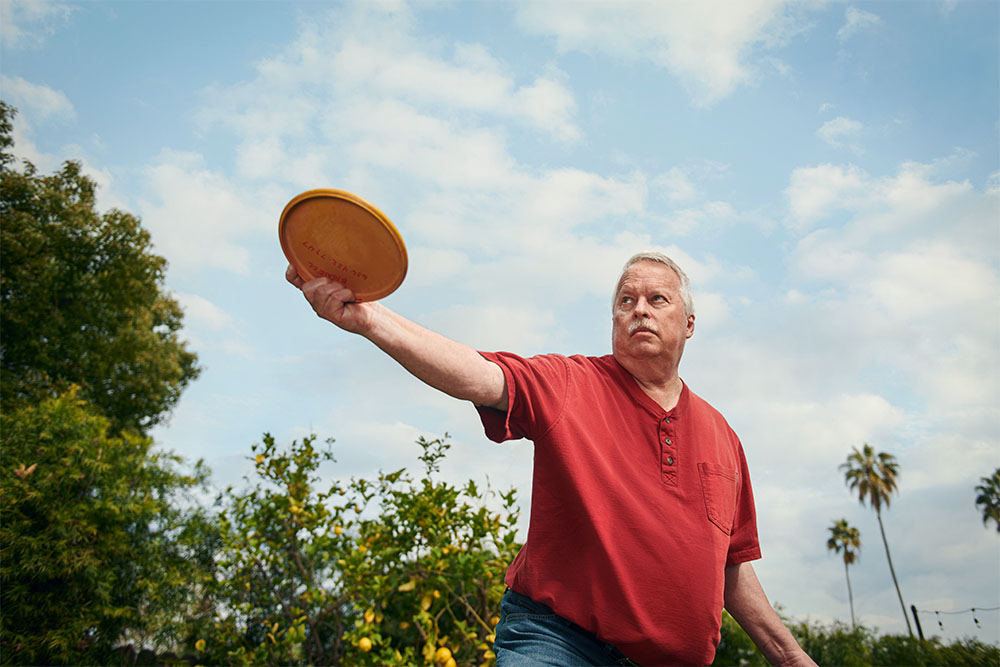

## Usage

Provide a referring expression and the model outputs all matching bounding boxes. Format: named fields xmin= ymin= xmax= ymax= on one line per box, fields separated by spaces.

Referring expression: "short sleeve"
xmin=475 ymin=352 xmax=569 ymax=443
xmin=726 ymin=441 xmax=762 ymax=565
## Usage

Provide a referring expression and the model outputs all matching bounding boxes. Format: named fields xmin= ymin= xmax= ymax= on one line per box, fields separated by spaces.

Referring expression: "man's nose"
xmin=634 ymin=297 xmax=651 ymax=316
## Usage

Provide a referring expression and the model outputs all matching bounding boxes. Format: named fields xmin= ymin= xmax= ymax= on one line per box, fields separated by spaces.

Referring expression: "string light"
xmin=917 ymin=606 xmax=999 ymax=634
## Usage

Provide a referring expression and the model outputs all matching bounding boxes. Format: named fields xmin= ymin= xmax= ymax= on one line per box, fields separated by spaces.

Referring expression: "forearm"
xmin=287 ymin=266 xmax=507 ymax=409
xmin=363 ymin=304 xmax=507 ymax=409
xmin=724 ymin=563 xmax=815 ymax=667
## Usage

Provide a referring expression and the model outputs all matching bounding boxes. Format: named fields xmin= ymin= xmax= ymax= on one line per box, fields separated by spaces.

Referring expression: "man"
xmin=286 ymin=252 xmax=814 ymax=666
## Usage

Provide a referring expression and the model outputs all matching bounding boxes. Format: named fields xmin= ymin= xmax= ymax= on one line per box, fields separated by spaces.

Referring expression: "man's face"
xmin=611 ymin=261 xmax=695 ymax=369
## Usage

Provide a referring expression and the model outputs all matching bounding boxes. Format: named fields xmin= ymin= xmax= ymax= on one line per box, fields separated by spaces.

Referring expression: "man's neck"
xmin=618 ymin=356 xmax=684 ymax=412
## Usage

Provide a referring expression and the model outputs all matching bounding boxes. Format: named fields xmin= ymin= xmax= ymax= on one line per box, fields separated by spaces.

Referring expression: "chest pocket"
xmin=697 ymin=462 xmax=737 ymax=535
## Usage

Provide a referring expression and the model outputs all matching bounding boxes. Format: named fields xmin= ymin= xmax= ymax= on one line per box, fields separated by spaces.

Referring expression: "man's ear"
xmin=686 ymin=313 xmax=696 ymax=339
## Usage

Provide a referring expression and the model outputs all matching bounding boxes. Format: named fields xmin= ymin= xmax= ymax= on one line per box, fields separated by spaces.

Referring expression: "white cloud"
xmin=138 ymin=151 xmax=282 ymax=276
xmin=174 ymin=292 xmax=236 ymax=331
xmin=332 ymin=38 xmax=580 ymax=142
xmin=837 ymin=6 xmax=883 ymax=42
xmin=513 ymin=0 xmax=813 ymax=106
xmin=656 ymin=167 xmax=698 ymax=203
xmin=198 ymin=4 xmax=581 ymax=171
xmin=780 ymin=157 xmax=1000 ymax=422
xmin=817 ymin=116 xmax=864 ymax=153
xmin=666 ymin=200 xmax=738 ymax=235
xmin=0 ymin=0 xmax=74 ymax=48
xmin=427 ymin=304 xmax=559 ymax=354
xmin=788 ymin=159 xmax=985 ymax=248
xmin=866 ymin=241 xmax=998 ymax=322
xmin=784 ymin=163 xmax=868 ymax=230
xmin=0 ymin=75 xmax=74 ymax=119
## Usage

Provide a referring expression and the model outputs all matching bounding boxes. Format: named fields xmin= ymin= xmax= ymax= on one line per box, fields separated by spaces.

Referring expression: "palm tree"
xmin=827 ymin=519 xmax=861 ymax=629
xmin=840 ymin=443 xmax=913 ymax=637
xmin=975 ymin=468 xmax=1000 ymax=533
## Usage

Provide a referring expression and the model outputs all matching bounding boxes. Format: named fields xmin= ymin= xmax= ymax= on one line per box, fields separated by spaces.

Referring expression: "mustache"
xmin=628 ymin=319 xmax=659 ymax=335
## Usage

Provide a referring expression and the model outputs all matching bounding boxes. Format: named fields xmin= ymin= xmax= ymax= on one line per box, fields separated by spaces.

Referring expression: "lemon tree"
xmin=197 ymin=433 xmax=519 ymax=666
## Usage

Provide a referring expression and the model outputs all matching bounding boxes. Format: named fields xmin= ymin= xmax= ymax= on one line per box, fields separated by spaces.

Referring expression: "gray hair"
xmin=613 ymin=252 xmax=695 ymax=316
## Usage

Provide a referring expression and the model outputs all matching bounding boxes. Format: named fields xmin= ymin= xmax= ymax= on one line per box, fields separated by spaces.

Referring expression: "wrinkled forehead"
xmin=614 ymin=261 xmax=682 ymax=298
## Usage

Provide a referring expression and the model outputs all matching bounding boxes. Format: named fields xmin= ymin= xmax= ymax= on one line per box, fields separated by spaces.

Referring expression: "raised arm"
xmin=723 ymin=562 xmax=816 ymax=667
xmin=286 ymin=265 xmax=507 ymax=410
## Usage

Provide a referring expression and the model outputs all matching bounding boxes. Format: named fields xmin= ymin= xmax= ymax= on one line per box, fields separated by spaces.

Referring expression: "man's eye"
xmin=621 ymin=296 xmax=634 ymax=305
xmin=651 ymin=295 xmax=666 ymax=302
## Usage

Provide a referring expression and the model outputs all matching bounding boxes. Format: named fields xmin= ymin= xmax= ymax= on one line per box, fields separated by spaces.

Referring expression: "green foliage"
xmin=714 ymin=609 xmax=1000 ymax=666
xmin=790 ymin=620 xmax=873 ymax=666
xmin=784 ymin=619 xmax=1000 ymax=666
xmin=0 ymin=102 xmax=199 ymax=435
xmin=0 ymin=389 xmax=215 ymax=665
xmin=974 ymin=468 xmax=1000 ymax=533
xmin=197 ymin=433 xmax=520 ymax=666
xmin=712 ymin=610 xmax=766 ymax=666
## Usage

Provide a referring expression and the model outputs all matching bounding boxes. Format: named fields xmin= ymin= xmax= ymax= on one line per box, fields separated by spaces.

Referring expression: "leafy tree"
xmin=974 ymin=468 xmax=1000 ymax=533
xmin=789 ymin=620 xmax=871 ymax=667
xmin=712 ymin=610 xmax=766 ymax=666
xmin=840 ymin=444 xmax=912 ymax=637
xmin=0 ymin=389 xmax=215 ymax=665
xmin=827 ymin=518 xmax=861 ymax=629
xmin=0 ymin=101 xmax=199 ymax=434
xmin=197 ymin=433 xmax=520 ymax=666
xmin=786 ymin=619 xmax=1000 ymax=666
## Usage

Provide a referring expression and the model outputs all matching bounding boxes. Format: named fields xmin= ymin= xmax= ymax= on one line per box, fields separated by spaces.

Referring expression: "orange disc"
xmin=279 ymin=189 xmax=408 ymax=301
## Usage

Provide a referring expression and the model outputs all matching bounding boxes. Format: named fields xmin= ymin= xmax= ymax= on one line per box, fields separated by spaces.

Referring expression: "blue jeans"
xmin=494 ymin=588 xmax=638 ymax=666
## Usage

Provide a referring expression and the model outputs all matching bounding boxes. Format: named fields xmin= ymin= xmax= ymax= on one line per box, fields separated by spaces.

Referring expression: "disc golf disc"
xmin=279 ymin=189 xmax=408 ymax=301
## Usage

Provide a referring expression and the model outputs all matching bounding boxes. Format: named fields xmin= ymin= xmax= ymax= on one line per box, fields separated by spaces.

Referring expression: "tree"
xmin=0 ymin=389 xmax=216 ymax=665
xmin=0 ymin=101 xmax=199 ymax=435
xmin=840 ymin=444 xmax=912 ymax=637
xmin=974 ymin=468 xmax=1000 ymax=533
xmin=196 ymin=433 xmax=520 ymax=666
xmin=827 ymin=519 xmax=861 ymax=629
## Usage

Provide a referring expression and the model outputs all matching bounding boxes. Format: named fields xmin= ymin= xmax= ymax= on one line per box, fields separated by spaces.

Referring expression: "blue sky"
xmin=3 ymin=0 xmax=998 ymax=645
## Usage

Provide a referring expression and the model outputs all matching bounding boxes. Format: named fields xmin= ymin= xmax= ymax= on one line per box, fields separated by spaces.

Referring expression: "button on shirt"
xmin=476 ymin=352 xmax=761 ymax=666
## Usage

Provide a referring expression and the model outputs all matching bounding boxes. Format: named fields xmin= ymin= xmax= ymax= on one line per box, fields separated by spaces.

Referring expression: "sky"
xmin=2 ymin=0 xmax=998 ymax=647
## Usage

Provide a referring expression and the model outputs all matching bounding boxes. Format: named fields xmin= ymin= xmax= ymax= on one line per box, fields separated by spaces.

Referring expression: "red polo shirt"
xmin=477 ymin=352 xmax=761 ymax=666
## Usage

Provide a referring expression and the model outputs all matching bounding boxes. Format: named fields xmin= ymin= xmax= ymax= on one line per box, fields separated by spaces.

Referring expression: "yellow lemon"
xmin=334 ymin=525 xmax=343 ymax=536
xmin=435 ymin=646 xmax=452 ymax=664
xmin=194 ymin=639 xmax=206 ymax=652
xmin=358 ymin=637 xmax=372 ymax=652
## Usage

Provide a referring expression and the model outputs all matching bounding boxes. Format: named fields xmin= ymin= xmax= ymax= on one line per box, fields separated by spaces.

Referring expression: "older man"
xmin=287 ymin=252 xmax=813 ymax=666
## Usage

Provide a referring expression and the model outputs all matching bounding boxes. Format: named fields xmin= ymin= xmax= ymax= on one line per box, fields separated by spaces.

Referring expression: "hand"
xmin=285 ymin=264 xmax=379 ymax=335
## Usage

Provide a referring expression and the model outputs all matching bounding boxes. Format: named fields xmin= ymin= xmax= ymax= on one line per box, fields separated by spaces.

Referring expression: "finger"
xmin=302 ymin=279 xmax=358 ymax=316
xmin=301 ymin=276 xmax=336 ymax=300
xmin=285 ymin=264 xmax=305 ymax=288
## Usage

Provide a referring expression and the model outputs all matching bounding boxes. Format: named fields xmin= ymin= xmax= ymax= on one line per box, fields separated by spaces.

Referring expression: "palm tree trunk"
xmin=844 ymin=558 xmax=856 ymax=630
xmin=877 ymin=508 xmax=913 ymax=636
